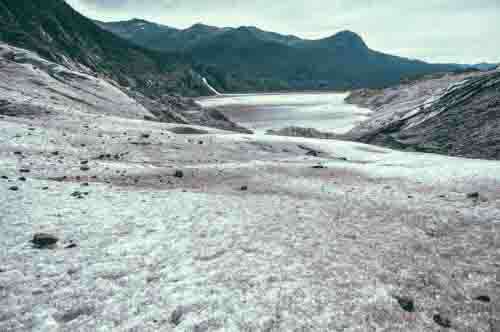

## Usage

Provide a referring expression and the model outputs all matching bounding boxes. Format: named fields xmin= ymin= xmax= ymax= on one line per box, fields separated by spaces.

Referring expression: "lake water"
xmin=198 ymin=93 xmax=372 ymax=134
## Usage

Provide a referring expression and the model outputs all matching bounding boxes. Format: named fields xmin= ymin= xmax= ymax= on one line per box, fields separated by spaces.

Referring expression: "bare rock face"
xmin=346 ymin=70 xmax=500 ymax=160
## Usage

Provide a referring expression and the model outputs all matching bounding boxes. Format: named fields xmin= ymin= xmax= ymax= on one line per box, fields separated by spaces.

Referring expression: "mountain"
xmin=0 ymin=0 xmax=212 ymax=97
xmin=0 ymin=0 xmax=251 ymax=133
xmin=93 ymin=18 xmax=180 ymax=42
xmin=345 ymin=70 xmax=500 ymax=160
xmin=455 ymin=62 xmax=499 ymax=72
xmin=98 ymin=19 xmax=462 ymax=92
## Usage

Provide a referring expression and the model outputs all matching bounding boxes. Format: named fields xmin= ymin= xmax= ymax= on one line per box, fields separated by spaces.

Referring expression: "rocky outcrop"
xmin=266 ymin=126 xmax=336 ymax=139
xmin=126 ymin=90 xmax=252 ymax=133
xmin=346 ymin=70 xmax=500 ymax=160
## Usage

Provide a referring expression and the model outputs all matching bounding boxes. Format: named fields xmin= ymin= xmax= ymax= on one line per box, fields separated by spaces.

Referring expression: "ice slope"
xmin=1 ymin=102 xmax=499 ymax=331
xmin=0 ymin=43 xmax=153 ymax=120
xmin=0 ymin=43 xmax=499 ymax=332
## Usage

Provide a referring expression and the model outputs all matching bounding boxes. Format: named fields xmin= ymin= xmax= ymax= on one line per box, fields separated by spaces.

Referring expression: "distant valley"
xmin=1 ymin=2 xmax=500 ymax=331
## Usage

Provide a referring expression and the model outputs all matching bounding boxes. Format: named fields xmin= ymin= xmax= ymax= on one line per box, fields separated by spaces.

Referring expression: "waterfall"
xmin=202 ymin=77 xmax=222 ymax=96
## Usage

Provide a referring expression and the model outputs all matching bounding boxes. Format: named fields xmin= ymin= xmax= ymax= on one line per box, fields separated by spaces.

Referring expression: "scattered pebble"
xmin=193 ymin=321 xmax=210 ymax=332
xmin=65 ymin=243 xmax=78 ymax=249
xmin=19 ymin=169 xmax=30 ymax=173
xmin=9 ymin=186 xmax=19 ymax=191
xmin=1 ymin=175 xmax=8 ymax=180
xmin=240 ymin=185 xmax=248 ymax=191
xmin=71 ymin=191 xmax=87 ymax=199
xmin=18 ymin=177 xmax=27 ymax=182
xmin=312 ymin=165 xmax=326 ymax=169
xmin=433 ymin=314 xmax=451 ymax=328
xmin=174 ymin=170 xmax=184 ymax=178
xmin=170 ymin=306 xmax=192 ymax=326
xmin=80 ymin=166 xmax=90 ymax=171
xmin=467 ymin=192 xmax=480 ymax=199
xmin=306 ymin=150 xmax=319 ymax=157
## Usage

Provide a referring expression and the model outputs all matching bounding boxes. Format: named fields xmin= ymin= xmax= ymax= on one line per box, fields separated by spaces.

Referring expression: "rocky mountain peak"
xmin=327 ymin=30 xmax=368 ymax=49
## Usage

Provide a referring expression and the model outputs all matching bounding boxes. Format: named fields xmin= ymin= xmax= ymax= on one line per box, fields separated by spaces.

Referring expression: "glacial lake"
xmin=198 ymin=93 xmax=372 ymax=134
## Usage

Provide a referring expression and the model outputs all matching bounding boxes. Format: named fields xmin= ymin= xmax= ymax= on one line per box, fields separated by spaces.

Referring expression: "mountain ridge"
xmin=96 ymin=19 xmax=371 ymax=50
xmin=98 ymin=18 xmax=463 ymax=92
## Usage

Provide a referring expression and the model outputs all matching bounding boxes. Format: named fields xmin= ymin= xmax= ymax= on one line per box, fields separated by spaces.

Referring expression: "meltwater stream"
xmin=198 ymin=92 xmax=372 ymax=134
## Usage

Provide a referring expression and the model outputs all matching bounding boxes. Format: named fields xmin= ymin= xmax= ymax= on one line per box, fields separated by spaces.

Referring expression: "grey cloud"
xmin=65 ymin=0 xmax=500 ymax=63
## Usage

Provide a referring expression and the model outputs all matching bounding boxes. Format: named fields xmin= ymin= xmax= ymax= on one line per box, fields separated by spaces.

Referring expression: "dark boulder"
xmin=32 ymin=233 xmax=59 ymax=248
xmin=394 ymin=296 xmax=415 ymax=312
xmin=474 ymin=295 xmax=491 ymax=303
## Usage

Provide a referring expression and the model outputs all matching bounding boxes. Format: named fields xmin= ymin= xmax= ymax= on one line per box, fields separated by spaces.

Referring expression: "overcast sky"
xmin=65 ymin=0 xmax=499 ymax=64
